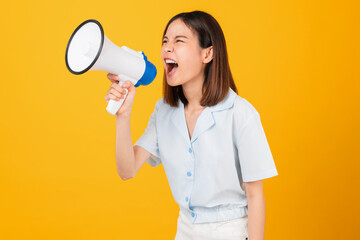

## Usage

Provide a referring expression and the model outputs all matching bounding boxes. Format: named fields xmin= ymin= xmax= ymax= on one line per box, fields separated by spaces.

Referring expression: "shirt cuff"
xmin=242 ymin=168 xmax=278 ymax=182
xmin=134 ymin=141 xmax=161 ymax=167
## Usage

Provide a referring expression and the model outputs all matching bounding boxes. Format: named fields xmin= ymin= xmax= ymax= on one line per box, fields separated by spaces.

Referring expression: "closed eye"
xmin=162 ymin=40 xmax=184 ymax=44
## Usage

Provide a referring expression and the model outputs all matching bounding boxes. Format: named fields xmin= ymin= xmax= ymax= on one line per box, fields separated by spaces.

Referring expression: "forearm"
xmin=115 ymin=114 xmax=136 ymax=179
xmin=247 ymin=194 xmax=265 ymax=240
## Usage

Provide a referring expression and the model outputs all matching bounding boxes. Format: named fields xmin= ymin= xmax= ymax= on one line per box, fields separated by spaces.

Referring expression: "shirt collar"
xmin=170 ymin=88 xmax=237 ymax=144
xmin=204 ymin=88 xmax=237 ymax=113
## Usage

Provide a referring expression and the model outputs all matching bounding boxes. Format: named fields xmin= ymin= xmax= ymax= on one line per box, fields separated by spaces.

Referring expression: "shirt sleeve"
xmin=236 ymin=111 xmax=278 ymax=182
xmin=134 ymin=100 xmax=162 ymax=167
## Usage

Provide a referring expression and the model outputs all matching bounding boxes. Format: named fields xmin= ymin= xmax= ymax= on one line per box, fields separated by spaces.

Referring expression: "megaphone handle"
xmin=106 ymin=80 xmax=128 ymax=115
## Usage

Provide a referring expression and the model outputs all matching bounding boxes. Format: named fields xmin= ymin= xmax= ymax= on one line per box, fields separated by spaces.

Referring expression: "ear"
xmin=202 ymin=46 xmax=213 ymax=64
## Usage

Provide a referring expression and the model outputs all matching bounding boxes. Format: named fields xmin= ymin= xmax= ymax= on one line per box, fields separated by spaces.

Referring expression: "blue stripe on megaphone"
xmin=135 ymin=52 xmax=157 ymax=87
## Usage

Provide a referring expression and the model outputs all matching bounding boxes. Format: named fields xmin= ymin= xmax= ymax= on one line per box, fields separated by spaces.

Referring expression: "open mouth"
xmin=165 ymin=59 xmax=178 ymax=76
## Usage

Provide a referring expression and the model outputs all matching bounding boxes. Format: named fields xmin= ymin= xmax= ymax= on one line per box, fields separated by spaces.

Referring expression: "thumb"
xmin=125 ymin=80 xmax=135 ymax=91
xmin=121 ymin=80 xmax=131 ymax=90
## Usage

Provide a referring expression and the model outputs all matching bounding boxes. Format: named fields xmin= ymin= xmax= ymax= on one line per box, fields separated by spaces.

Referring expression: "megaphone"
xmin=65 ymin=19 xmax=157 ymax=115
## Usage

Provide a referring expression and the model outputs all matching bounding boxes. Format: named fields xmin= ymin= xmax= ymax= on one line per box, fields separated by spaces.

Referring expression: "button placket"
xmin=187 ymin=145 xmax=194 ymax=178
xmin=186 ymin=144 xmax=195 ymax=220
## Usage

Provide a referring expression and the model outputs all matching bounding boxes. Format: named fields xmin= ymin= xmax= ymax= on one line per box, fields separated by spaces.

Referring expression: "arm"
xmin=115 ymin=114 xmax=136 ymax=180
xmin=244 ymin=180 xmax=265 ymax=240
xmin=105 ymin=75 xmax=152 ymax=180
xmin=115 ymin=115 xmax=152 ymax=180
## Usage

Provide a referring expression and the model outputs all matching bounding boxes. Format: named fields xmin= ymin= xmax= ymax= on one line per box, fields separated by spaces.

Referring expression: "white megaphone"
xmin=65 ymin=19 xmax=157 ymax=115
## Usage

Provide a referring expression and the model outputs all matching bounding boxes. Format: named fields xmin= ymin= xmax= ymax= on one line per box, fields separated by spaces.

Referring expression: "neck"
xmin=182 ymin=73 xmax=205 ymax=111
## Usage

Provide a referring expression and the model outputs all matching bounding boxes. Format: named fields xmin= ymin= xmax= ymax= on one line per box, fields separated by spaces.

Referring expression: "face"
xmin=161 ymin=19 xmax=212 ymax=87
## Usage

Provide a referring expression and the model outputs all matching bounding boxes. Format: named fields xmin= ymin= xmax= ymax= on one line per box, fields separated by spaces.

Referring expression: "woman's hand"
xmin=104 ymin=73 xmax=136 ymax=117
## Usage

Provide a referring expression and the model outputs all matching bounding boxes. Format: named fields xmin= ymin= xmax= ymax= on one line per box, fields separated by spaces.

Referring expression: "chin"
xmin=167 ymin=78 xmax=181 ymax=87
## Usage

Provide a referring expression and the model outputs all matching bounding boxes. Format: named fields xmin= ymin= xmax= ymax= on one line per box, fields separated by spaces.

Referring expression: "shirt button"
xmin=191 ymin=213 xmax=195 ymax=218
xmin=185 ymin=197 xmax=189 ymax=202
xmin=187 ymin=171 xmax=192 ymax=176
xmin=188 ymin=148 xmax=192 ymax=153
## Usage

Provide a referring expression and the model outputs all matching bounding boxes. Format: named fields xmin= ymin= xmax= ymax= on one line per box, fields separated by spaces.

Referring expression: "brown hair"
xmin=162 ymin=10 xmax=238 ymax=107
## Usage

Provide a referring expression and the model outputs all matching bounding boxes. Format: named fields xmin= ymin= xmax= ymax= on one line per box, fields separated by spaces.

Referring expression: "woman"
xmin=105 ymin=10 xmax=278 ymax=240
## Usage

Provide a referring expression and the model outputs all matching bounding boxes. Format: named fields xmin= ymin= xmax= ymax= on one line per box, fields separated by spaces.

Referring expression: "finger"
xmin=122 ymin=80 xmax=132 ymax=89
xmin=108 ymin=93 xmax=122 ymax=101
xmin=128 ymin=82 xmax=135 ymax=92
xmin=111 ymin=83 xmax=125 ymax=93
xmin=126 ymin=80 xmax=132 ymax=86
xmin=105 ymin=94 xmax=119 ymax=103
xmin=110 ymin=83 xmax=120 ymax=90
xmin=109 ymin=88 xmax=122 ymax=98
xmin=108 ymin=88 xmax=120 ymax=98
xmin=109 ymin=85 xmax=127 ymax=95
xmin=107 ymin=73 xmax=118 ymax=79
xmin=107 ymin=73 xmax=119 ymax=82
xmin=129 ymin=82 xmax=135 ymax=89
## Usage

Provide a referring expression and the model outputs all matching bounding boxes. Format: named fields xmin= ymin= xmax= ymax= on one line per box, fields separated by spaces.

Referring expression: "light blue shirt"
xmin=134 ymin=88 xmax=278 ymax=224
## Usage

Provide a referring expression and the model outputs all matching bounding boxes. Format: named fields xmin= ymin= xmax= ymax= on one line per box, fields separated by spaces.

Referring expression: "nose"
xmin=163 ymin=43 xmax=174 ymax=53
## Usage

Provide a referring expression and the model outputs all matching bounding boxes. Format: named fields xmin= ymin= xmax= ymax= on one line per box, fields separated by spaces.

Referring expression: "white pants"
xmin=175 ymin=210 xmax=248 ymax=240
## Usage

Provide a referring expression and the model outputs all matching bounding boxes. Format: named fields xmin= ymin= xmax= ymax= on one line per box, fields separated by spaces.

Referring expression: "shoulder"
xmin=154 ymin=97 xmax=167 ymax=109
xmin=232 ymin=94 xmax=260 ymax=124
xmin=153 ymin=96 xmax=174 ymax=115
xmin=154 ymin=97 xmax=164 ymax=109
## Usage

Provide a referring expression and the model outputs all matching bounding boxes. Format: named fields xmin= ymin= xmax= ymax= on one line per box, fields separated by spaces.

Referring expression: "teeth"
xmin=165 ymin=59 xmax=177 ymax=64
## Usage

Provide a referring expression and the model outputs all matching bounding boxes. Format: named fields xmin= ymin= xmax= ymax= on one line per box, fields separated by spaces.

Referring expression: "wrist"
xmin=115 ymin=111 xmax=131 ymax=120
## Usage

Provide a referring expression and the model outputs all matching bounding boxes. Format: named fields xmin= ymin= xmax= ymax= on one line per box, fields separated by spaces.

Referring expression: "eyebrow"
xmin=163 ymin=35 xmax=188 ymax=39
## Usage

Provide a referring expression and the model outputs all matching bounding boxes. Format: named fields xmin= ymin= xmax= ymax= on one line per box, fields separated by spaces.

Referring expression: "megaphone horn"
xmin=65 ymin=19 xmax=157 ymax=115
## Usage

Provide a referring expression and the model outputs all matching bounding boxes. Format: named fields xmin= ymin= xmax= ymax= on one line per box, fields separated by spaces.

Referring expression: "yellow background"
xmin=1 ymin=0 xmax=359 ymax=239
